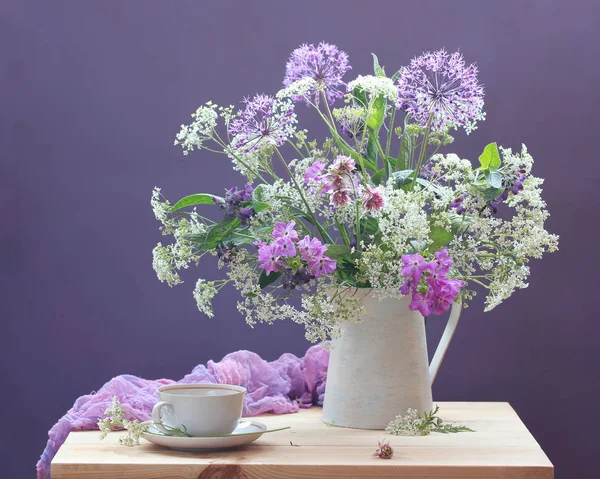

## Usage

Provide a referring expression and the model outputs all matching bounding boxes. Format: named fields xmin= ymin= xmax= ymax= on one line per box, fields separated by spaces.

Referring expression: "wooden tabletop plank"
xmin=51 ymin=402 xmax=553 ymax=479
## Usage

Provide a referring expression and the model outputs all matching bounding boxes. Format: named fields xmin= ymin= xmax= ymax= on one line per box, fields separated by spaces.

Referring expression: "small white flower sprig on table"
xmin=152 ymin=42 xmax=558 ymax=343
xmin=98 ymin=397 xmax=190 ymax=446
xmin=386 ymin=405 xmax=474 ymax=436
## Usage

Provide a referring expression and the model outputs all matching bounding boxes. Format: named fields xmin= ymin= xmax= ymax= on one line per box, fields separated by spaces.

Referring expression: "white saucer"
xmin=141 ymin=420 xmax=289 ymax=451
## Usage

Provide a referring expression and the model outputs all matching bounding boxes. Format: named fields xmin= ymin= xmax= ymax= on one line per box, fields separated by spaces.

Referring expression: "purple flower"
xmin=401 ymin=250 xmax=464 ymax=317
xmin=304 ymin=161 xmax=326 ymax=185
xmin=309 ymin=255 xmax=337 ymax=278
xmin=362 ymin=186 xmax=385 ymax=212
xmin=283 ymin=268 xmax=315 ymax=290
xmin=450 ymin=195 xmax=466 ymax=214
xmin=374 ymin=440 xmax=394 ymax=459
xmin=217 ymin=184 xmax=255 ymax=226
xmin=275 ymin=237 xmax=297 ymax=257
xmin=409 ymin=292 xmax=432 ymax=317
xmin=272 ymin=221 xmax=299 ymax=243
xmin=228 ymin=94 xmax=296 ymax=153
xmin=435 ymin=249 xmax=453 ymax=274
xmin=396 ymin=49 xmax=485 ymax=133
xmin=297 ymin=235 xmax=326 ymax=262
xmin=284 ymin=42 xmax=351 ymax=105
xmin=330 ymin=189 xmax=351 ymax=207
xmin=400 ymin=279 xmax=413 ymax=295
xmin=257 ymin=243 xmax=284 ymax=276
xmin=272 ymin=221 xmax=299 ymax=256
xmin=401 ymin=253 xmax=428 ymax=282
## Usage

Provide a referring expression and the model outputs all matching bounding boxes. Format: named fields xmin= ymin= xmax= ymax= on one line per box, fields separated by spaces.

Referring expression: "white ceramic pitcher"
xmin=321 ymin=289 xmax=462 ymax=429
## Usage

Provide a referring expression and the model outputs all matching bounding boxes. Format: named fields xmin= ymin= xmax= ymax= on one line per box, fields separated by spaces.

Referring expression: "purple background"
xmin=1 ymin=1 xmax=599 ymax=477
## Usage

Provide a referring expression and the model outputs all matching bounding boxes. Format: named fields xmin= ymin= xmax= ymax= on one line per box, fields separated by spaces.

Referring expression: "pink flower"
xmin=304 ymin=161 xmax=326 ymax=185
xmin=332 ymin=155 xmax=356 ymax=173
xmin=275 ymin=236 xmax=297 ymax=257
xmin=434 ymin=249 xmax=453 ymax=274
xmin=362 ymin=186 xmax=385 ymax=212
xmin=409 ymin=292 xmax=432 ymax=317
xmin=257 ymin=243 xmax=284 ymax=275
xmin=309 ymin=255 xmax=337 ymax=278
xmin=400 ymin=279 xmax=413 ymax=295
xmin=297 ymin=235 xmax=326 ymax=262
xmin=331 ymin=189 xmax=351 ymax=207
xmin=272 ymin=221 xmax=299 ymax=243
xmin=401 ymin=253 xmax=427 ymax=282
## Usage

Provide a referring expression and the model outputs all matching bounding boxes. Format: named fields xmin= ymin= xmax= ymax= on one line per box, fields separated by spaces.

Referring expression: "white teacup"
xmin=152 ymin=384 xmax=246 ymax=436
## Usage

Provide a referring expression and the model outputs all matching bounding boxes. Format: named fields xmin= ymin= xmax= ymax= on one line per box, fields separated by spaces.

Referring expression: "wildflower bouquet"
xmin=152 ymin=43 xmax=558 ymax=342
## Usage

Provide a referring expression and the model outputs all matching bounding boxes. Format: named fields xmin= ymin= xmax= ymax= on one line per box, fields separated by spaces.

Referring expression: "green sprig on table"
xmin=386 ymin=404 xmax=474 ymax=436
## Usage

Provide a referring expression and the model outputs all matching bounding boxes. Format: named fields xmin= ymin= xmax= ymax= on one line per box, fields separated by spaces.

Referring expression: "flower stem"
xmin=410 ymin=113 xmax=434 ymax=190
xmin=274 ymin=147 xmax=333 ymax=244
xmin=384 ymin=107 xmax=396 ymax=178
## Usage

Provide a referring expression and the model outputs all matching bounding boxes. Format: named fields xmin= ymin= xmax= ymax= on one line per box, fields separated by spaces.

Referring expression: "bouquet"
xmin=151 ymin=43 xmax=558 ymax=342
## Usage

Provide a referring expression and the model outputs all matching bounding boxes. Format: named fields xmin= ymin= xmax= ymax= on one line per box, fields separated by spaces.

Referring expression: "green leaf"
xmin=478 ymin=142 xmax=501 ymax=170
xmin=486 ymin=170 xmax=503 ymax=189
xmin=251 ymin=200 xmax=269 ymax=213
xmin=391 ymin=69 xmax=401 ymax=83
xmin=324 ymin=244 xmax=353 ymax=260
xmin=252 ymin=184 xmax=267 ymax=202
xmin=366 ymin=95 xmax=386 ymax=131
xmin=259 ymin=270 xmax=282 ymax=289
xmin=449 ymin=213 xmax=473 ymax=235
xmin=186 ymin=215 xmax=241 ymax=251
xmin=367 ymin=133 xmax=379 ymax=163
xmin=397 ymin=133 xmax=411 ymax=171
xmin=372 ymin=168 xmax=385 ymax=186
xmin=477 ymin=186 xmax=505 ymax=202
xmin=170 ymin=194 xmax=220 ymax=212
xmin=396 ymin=114 xmax=412 ymax=171
xmin=327 ymin=123 xmax=377 ymax=173
xmin=351 ymin=86 xmax=367 ymax=109
xmin=428 ymin=226 xmax=454 ymax=252
xmin=372 ymin=53 xmax=385 ymax=77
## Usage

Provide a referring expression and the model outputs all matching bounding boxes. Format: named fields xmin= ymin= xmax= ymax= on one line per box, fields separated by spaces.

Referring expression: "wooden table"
xmin=51 ymin=402 xmax=553 ymax=478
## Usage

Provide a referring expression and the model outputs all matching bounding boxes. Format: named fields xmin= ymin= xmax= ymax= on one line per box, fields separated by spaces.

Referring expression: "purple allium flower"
xmin=309 ymin=254 xmax=337 ymax=278
xmin=284 ymin=42 xmax=351 ymax=105
xmin=374 ymin=440 xmax=394 ymax=459
xmin=257 ymin=243 xmax=284 ymax=276
xmin=396 ymin=49 xmax=485 ymax=133
xmin=229 ymin=94 xmax=296 ymax=153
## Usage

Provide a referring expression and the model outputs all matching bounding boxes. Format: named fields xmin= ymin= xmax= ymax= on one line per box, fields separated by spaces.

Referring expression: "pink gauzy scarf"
xmin=37 ymin=345 xmax=329 ymax=479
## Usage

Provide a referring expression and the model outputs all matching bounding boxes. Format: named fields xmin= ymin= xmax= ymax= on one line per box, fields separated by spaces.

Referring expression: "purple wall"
xmin=2 ymin=1 xmax=598 ymax=477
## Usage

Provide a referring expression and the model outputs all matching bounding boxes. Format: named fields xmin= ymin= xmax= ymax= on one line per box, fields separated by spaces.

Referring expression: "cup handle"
xmin=151 ymin=401 xmax=175 ymax=434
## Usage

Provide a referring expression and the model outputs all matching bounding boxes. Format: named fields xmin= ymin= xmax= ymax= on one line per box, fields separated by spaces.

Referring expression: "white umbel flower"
xmin=193 ymin=279 xmax=218 ymax=318
xmin=347 ymin=75 xmax=398 ymax=102
xmin=174 ymin=103 xmax=219 ymax=154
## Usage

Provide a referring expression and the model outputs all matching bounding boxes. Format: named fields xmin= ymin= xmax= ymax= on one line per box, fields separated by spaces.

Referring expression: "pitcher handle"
xmin=429 ymin=302 xmax=462 ymax=384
